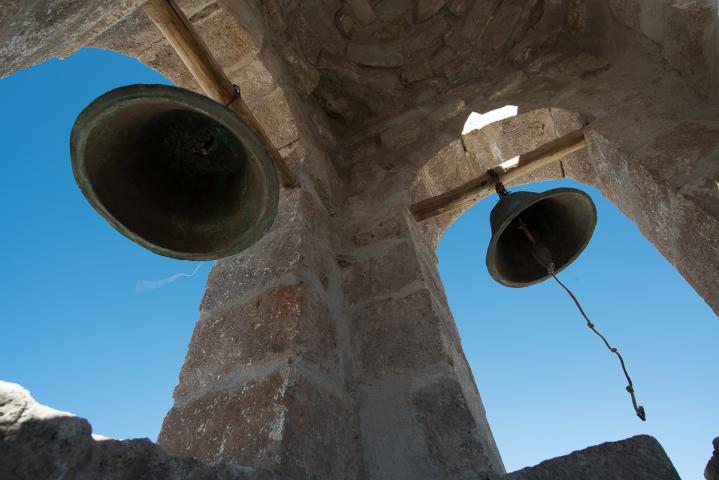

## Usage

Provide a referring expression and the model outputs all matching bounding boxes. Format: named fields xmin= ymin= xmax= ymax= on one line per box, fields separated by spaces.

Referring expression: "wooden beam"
xmin=144 ymin=0 xmax=298 ymax=188
xmin=410 ymin=127 xmax=588 ymax=222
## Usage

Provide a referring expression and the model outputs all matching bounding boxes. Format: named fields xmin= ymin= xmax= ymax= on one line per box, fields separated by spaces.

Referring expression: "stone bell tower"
xmin=1 ymin=0 xmax=717 ymax=479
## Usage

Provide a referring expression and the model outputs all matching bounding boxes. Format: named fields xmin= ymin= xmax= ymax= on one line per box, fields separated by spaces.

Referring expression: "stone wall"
xmin=503 ymin=435 xmax=680 ymax=480
xmin=1 ymin=0 xmax=717 ymax=479
xmin=0 ymin=382 xmax=681 ymax=480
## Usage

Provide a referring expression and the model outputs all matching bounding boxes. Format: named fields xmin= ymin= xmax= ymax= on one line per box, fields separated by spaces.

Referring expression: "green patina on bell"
xmin=486 ymin=188 xmax=597 ymax=287
xmin=70 ymin=84 xmax=278 ymax=261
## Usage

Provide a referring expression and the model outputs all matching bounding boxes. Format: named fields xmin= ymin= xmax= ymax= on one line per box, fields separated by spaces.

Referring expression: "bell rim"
xmin=70 ymin=84 xmax=279 ymax=261
xmin=485 ymin=187 xmax=597 ymax=288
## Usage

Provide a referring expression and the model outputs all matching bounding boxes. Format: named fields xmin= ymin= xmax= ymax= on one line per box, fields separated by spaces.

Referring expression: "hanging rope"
xmin=517 ymin=217 xmax=647 ymax=421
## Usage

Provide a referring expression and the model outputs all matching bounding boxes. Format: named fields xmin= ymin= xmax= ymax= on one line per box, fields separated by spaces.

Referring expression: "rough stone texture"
xmin=0 ymin=1 xmax=146 ymax=79
xmin=0 ymin=381 xmax=279 ymax=480
xmin=502 ymin=435 xmax=680 ymax=480
xmin=1 ymin=0 xmax=716 ymax=479
xmin=707 ymin=437 xmax=719 ymax=480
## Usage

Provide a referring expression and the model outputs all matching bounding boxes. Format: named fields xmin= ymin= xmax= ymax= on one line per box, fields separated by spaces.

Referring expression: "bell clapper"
xmin=516 ymin=215 xmax=647 ymax=422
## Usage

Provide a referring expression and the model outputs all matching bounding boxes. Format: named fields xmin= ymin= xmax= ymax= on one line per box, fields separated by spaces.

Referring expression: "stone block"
xmin=346 ymin=0 xmax=377 ymax=25
xmin=379 ymin=119 xmax=427 ymax=148
xmin=199 ymin=192 xmax=333 ymax=313
xmin=353 ymin=216 xmax=404 ymax=246
xmin=447 ymin=0 xmax=471 ymax=17
xmin=279 ymin=141 xmax=341 ymax=217
xmin=260 ymin=0 xmax=286 ymax=33
xmin=461 ymin=108 xmax=564 ymax=186
xmin=175 ymin=282 xmax=338 ymax=399
xmin=502 ymin=435 xmax=680 ymax=480
xmin=278 ymin=376 xmax=359 ymax=480
xmin=373 ymin=0 xmax=413 ymax=22
xmin=160 ymin=370 xmax=290 ymax=466
xmin=229 ymin=58 xmax=276 ymax=102
xmin=272 ymin=187 xmax=333 ymax=246
xmin=0 ymin=381 xmax=276 ymax=480
xmin=415 ymin=0 xmax=448 ymax=23
xmin=138 ymin=40 xmax=202 ymax=91
xmin=296 ymin=1 xmax=348 ymax=59
xmin=350 ymin=289 xmax=451 ymax=380
xmin=357 ymin=375 xmax=441 ymax=480
xmin=413 ymin=138 xmax=478 ymax=199
xmin=0 ymin=0 xmax=149 ymax=78
xmin=160 ymin=372 xmax=357 ymax=480
xmin=88 ymin=7 xmax=162 ymax=58
xmin=484 ymin=4 xmax=524 ymax=53
xmin=407 ymin=14 xmax=451 ymax=56
xmin=196 ymin=6 xmax=261 ymax=70
xmin=411 ymin=376 xmax=502 ymax=477
xmin=247 ymin=87 xmax=299 ymax=149
xmin=403 ymin=56 xmax=434 ymax=83
xmin=343 ymin=240 xmax=424 ymax=306
xmin=460 ymin=1 xmax=495 ymax=42
xmin=279 ymin=45 xmax=321 ymax=97
xmin=348 ymin=42 xmax=405 ymax=67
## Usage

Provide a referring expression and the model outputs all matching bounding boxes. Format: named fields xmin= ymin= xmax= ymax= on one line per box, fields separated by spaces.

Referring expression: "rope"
xmin=517 ymin=217 xmax=647 ymax=421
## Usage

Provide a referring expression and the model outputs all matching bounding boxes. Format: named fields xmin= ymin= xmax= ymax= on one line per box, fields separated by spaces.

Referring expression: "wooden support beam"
xmin=410 ymin=127 xmax=588 ymax=222
xmin=144 ymin=0 xmax=298 ymax=188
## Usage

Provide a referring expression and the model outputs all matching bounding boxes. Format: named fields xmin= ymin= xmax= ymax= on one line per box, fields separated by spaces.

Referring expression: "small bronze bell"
xmin=70 ymin=84 xmax=278 ymax=260
xmin=486 ymin=188 xmax=597 ymax=287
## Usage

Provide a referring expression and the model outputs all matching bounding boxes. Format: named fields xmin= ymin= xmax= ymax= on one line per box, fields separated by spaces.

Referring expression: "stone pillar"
xmin=158 ymin=173 xmax=362 ymax=478
xmin=343 ymin=193 xmax=504 ymax=479
xmin=157 ymin=125 xmax=504 ymax=480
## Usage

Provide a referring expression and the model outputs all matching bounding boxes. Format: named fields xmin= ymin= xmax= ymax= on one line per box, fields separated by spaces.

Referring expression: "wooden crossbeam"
xmin=410 ymin=127 xmax=588 ymax=222
xmin=144 ymin=0 xmax=298 ymax=188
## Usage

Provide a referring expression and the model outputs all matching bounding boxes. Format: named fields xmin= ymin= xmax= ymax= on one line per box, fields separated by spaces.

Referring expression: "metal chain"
xmin=517 ymin=217 xmax=647 ymax=421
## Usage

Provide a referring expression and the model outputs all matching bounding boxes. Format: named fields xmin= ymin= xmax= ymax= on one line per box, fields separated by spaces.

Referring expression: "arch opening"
xmin=411 ymin=107 xmax=719 ymax=480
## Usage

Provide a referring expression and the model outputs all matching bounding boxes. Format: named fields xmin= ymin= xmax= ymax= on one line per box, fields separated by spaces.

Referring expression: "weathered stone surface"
xmin=0 ymin=1 xmax=146 ymax=78
xmin=351 ymin=289 xmax=450 ymax=379
xmin=2 ymin=1 xmax=716 ymax=479
xmin=175 ymin=282 xmax=338 ymax=399
xmin=247 ymin=87 xmax=299 ymax=149
xmin=160 ymin=372 xmax=356 ymax=480
xmin=412 ymin=376 xmax=501 ymax=477
xmin=197 ymin=6 xmax=261 ymax=70
xmin=345 ymin=0 xmax=377 ymax=26
xmin=200 ymin=190 xmax=333 ymax=313
xmin=706 ymin=437 xmax=719 ymax=480
xmin=502 ymin=435 xmax=680 ymax=480
xmin=0 ymin=381 xmax=278 ymax=480
xmin=415 ymin=0 xmax=448 ymax=23
xmin=343 ymin=240 xmax=423 ymax=306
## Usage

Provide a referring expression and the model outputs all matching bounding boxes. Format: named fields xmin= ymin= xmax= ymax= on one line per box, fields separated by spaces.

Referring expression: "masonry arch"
xmin=411 ymin=105 xmax=719 ymax=315
xmin=82 ymin=0 xmax=304 ymax=161
xmin=413 ymin=107 xmax=719 ymax=476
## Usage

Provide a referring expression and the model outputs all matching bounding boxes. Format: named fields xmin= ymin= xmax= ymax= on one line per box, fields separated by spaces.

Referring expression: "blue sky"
xmin=0 ymin=49 xmax=716 ymax=479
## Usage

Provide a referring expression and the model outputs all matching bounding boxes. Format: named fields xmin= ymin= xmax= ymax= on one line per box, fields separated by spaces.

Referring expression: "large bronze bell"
xmin=70 ymin=84 xmax=278 ymax=260
xmin=486 ymin=188 xmax=597 ymax=287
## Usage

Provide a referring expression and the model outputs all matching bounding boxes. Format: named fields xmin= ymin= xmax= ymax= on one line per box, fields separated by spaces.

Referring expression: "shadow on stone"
xmin=0 ymin=382 xmax=281 ymax=480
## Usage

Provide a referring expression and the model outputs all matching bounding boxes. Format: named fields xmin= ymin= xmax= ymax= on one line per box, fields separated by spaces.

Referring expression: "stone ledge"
xmin=501 ymin=435 xmax=680 ymax=480
xmin=0 ymin=381 xmax=282 ymax=480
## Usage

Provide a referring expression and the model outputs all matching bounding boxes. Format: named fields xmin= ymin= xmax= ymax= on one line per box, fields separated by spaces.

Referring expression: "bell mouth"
xmin=70 ymin=84 xmax=278 ymax=260
xmin=486 ymin=188 xmax=597 ymax=288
